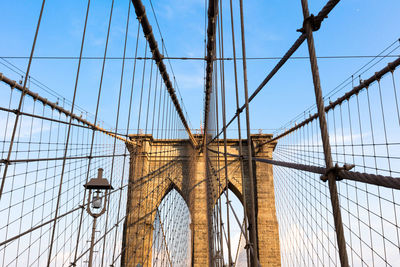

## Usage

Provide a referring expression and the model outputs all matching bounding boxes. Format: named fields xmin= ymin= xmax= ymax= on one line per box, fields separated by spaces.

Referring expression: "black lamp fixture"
xmin=84 ymin=168 xmax=113 ymax=215
xmin=83 ymin=168 xmax=113 ymax=267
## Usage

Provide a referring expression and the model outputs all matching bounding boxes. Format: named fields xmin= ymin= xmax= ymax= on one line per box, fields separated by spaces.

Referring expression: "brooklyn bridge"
xmin=0 ymin=0 xmax=399 ymax=266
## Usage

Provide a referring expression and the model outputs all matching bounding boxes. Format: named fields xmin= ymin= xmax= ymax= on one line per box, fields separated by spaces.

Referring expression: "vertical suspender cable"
xmin=228 ymin=0 xmax=251 ymax=264
xmin=238 ymin=0 xmax=259 ymax=265
xmin=217 ymin=1 xmax=233 ymax=264
xmin=214 ymin=59 xmax=225 ymax=264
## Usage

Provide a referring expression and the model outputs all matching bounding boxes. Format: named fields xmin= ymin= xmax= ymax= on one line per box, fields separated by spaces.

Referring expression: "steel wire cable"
xmin=1 ymin=1 xmax=400 ymax=266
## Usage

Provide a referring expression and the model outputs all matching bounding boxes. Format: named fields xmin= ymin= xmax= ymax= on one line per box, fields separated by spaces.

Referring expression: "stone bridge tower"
xmin=121 ymin=134 xmax=281 ymax=266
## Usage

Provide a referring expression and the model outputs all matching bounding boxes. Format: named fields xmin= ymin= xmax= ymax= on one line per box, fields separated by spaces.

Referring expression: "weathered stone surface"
xmin=122 ymin=134 xmax=281 ymax=266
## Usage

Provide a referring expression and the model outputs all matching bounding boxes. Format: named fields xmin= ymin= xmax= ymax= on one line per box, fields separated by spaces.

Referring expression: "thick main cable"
xmin=131 ymin=0 xmax=198 ymax=148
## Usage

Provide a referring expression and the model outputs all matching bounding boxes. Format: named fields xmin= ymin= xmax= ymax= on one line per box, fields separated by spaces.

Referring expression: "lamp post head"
xmin=84 ymin=168 xmax=113 ymax=190
xmin=84 ymin=168 xmax=113 ymax=216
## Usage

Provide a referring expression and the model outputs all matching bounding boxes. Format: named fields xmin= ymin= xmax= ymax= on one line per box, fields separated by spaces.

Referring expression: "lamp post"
xmin=83 ymin=168 xmax=113 ymax=267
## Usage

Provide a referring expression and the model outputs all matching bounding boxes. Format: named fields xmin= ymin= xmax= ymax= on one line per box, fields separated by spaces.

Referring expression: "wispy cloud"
xmin=0 ymin=114 xmax=50 ymax=140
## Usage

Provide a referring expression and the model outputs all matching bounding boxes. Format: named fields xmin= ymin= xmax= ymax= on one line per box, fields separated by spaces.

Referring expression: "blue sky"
xmin=1 ymin=0 xmax=399 ymax=136
xmin=1 ymin=1 xmax=400 ymax=265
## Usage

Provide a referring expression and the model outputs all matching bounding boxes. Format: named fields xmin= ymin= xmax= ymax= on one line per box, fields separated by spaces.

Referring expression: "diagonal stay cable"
xmin=272 ymin=39 xmax=400 ymax=135
xmin=209 ymin=0 xmax=341 ymax=144
xmin=257 ymin=56 xmax=400 ymax=149
xmin=45 ymin=0 xmax=93 ymax=264
xmin=70 ymin=0 xmax=115 ymax=264
xmin=0 ymin=0 xmax=46 ymax=199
